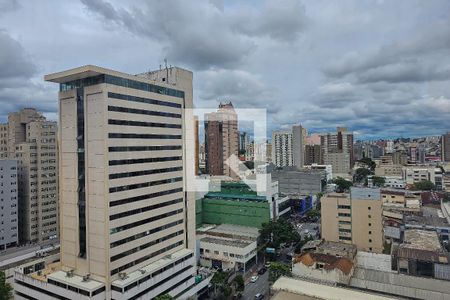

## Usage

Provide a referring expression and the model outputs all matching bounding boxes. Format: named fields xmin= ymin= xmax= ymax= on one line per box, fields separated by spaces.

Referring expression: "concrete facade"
xmin=321 ymin=188 xmax=383 ymax=253
xmin=14 ymin=65 xmax=197 ymax=300
xmin=272 ymin=130 xmax=293 ymax=168
xmin=204 ymin=102 xmax=239 ymax=178
xmin=0 ymin=108 xmax=59 ymax=244
xmin=320 ymin=127 xmax=354 ymax=176
xmin=0 ymin=160 xmax=18 ymax=250
xmin=271 ymin=167 xmax=325 ymax=196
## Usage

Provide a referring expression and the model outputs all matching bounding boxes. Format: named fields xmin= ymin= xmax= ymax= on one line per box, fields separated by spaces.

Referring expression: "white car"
xmin=250 ymin=275 xmax=259 ymax=283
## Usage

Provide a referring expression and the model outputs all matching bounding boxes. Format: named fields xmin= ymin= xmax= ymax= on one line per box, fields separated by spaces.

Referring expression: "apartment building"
xmin=402 ymin=166 xmax=443 ymax=190
xmin=14 ymin=65 xmax=197 ymax=300
xmin=0 ymin=160 xmax=18 ymax=251
xmin=272 ymin=131 xmax=293 ymax=168
xmin=320 ymin=127 xmax=354 ymax=177
xmin=272 ymin=125 xmax=306 ymax=169
xmin=304 ymin=144 xmax=321 ymax=165
xmin=204 ymin=102 xmax=239 ymax=178
xmin=321 ymin=187 xmax=383 ymax=253
xmin=0 ymin=108 xmax=58 ymax=244
xmin=443 ymin=132 xmax=450 ymax=162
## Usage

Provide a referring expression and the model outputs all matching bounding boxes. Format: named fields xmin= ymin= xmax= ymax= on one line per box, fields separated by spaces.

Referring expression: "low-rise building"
xmin=196 ymin=180 xmax=289 ymax=229
xmin=293 ymin=240 xmax=357 ymax=285
xmin=402 ymin=166 xmax=444 ymax=190
xmin=197 ymin=224 xmax=258 ymax=272
xmin=271 ymin=167 xmax=326 ymax=196
xmin=394 ymin=229 xmax=449 ymax=278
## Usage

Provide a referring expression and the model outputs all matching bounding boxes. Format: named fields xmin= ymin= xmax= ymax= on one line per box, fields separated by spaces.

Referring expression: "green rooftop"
xmin=203 ymin=182 xmax=266 ymax=201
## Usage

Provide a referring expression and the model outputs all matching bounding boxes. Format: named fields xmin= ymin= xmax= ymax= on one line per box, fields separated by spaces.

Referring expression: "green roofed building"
xmin=196 ymin=181 xmax=290 ymax=229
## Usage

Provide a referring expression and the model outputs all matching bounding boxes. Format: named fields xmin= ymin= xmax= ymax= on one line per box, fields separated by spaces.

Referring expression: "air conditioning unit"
xmin=82 ymin=274 xmax=90 ymax=282
xmin=66 ymin=270 xmax=74 ymax=278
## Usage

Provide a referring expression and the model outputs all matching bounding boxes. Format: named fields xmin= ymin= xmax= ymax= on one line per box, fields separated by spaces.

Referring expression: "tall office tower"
xmin=292 ymin=124 xmax=305 ymax=169
xmin=239 ymin=131 xmax=249 ymax=152
xmin=442 ymin=132 xmax=450 ymax=162
xmin=194 ymin=116 xmax=199 ymax=175
xmin=204 ymin=102 xmax=239 ymax=178
xmin=304 ymin=144 xmax=321 ymax=165
xmin=14 ymin=65 xmax=197 ymax=299
xmin=272 ymin=131 xmax=293 ymax=168
xmin=320 ymin=127 xmax=354 ymax=176
xmin=0 ymin=108 xmax=58 ymax=244
xmin=0 ymin=160 xmax=18 ymax=251
xmin=321 ymin=187 xmax=383 ymax=253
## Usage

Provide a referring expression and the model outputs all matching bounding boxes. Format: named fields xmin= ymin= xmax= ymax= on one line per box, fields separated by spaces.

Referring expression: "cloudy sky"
xmin=0 ymin=0 xmax=449 ymax=139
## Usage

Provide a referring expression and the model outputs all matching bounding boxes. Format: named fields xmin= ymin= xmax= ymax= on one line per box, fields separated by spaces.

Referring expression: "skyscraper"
xmin=204 ymin=102 xmax=239 ymax=178
xmin=0 ymin=160 xmax=18 ymax=251
xmin=15 ymin=65 xmax=197 ymax=299
xmin=442 ymin=132 xmax=450 ymax=162
xmin=0 ymin=108 xmax=58 ymax=244
xmin=272 ymin=124 xmax=306 ymax=169
xmin=320 ymin=127 xmax=354 ymax=176
xmin=292 ymin=124 xmax=305 ymax=169
xmin=272 ymin=130 xmax=293 ymax=168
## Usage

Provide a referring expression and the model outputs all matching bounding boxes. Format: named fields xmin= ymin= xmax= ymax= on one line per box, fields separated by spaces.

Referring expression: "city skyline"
xmin=0 ymin=0 xmax=449 ymax=139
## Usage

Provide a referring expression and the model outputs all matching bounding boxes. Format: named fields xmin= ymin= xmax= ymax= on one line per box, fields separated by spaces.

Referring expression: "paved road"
xmin=242 ymin=271 xmax=269 ymax=300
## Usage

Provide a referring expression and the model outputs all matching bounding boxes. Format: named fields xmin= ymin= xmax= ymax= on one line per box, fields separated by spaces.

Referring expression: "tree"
xmin=332 ymin=177 xmax=353 ymax=193
xmin=372 ymin=176 xmax=386 ymax=187
xmin=358 ymin=157 xmax=376 ymax=172
xmin=411 ymin=180 xmax=435 ymax=191
xmin=211 ymin=271 xmax=230 ymax=297
xmin=154 ymin=295 xmax=174 ymax=300
xmin=260 ymin=219 xmax=301 ymax=249
xmin=307 ymin=209 xmax=320 ymax=219
xmin=354 ymin=168 xmax=372 ymax=183
xmin=233 ymin=274 xmax=245 ymax=292
xmin=443 ymin=192 xmax=450 ymax=203
xmin=269 ymin=262 xmax=291 ymax=282
xmin=0 ymin=271 xmax=12 ymax=300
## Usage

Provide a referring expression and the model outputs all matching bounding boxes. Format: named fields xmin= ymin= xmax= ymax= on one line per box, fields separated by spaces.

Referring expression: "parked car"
xmin=250 ymin=275 xmax=259 ymax=283
xmin=255 ymin=293 xmax=264 ymax=300
xmin=258 ymin=267 xmax=267 ymax=275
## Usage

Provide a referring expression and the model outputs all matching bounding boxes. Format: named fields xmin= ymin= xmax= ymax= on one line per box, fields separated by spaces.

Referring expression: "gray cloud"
xmin=0 ymin=30 xmax=36 ymax=83
xmin=80 ymin=0 xmax=306 ymax=70
xmin=231 ymin=0 xmax=307 ymax=42
xmin=0 ymin=0 xmax=449 ymax=139
xmin=0 ymin=0 xmax=20 ymax=15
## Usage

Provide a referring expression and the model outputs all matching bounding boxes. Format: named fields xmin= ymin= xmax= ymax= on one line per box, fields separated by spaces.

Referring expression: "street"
xmin=242 ymin=270 xmax=269 ymax=300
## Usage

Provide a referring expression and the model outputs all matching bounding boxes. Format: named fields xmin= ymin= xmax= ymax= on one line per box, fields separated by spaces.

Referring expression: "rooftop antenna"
xmin=164 ymin=58 xmax=169 ymax=82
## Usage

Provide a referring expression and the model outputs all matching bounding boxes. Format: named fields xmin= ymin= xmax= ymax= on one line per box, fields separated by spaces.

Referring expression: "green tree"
xmin=332 ymin=177 xmax=353 ymax=193
xmin=0 ymin=271 xmax=12 ymax=300
xmin=260 ymin=219 xmax=300 ymax=249
xmin=243 ymin=161 xmax=254 ymax=169
xmin=358 ymin=157 xmax=376 ymax=172
xmin=372 ymin=176 xmax=386 ymax=187
xmin=154 ymin=294 xmax=174 ymax=300
xmin=232 ymin=274 xmax=245 ymax=292
xmin=211 ymin=271 xmax=229 ymax=297
xmin=269 ymin=262 xmax=291 ymax=282
xmin=443 ymin=192 xmax=450 ymax=203
xmin=354 ymin=168 xmax=372 ymax=183
xmin=306 ymin=209 xmax=320 ymax=219
xmin=411 ymin=180 xmax=435 ymax=191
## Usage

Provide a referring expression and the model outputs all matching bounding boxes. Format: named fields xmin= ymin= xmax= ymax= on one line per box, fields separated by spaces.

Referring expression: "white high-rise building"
xmin=272 ymin=131 xmax=293 ymax=168
xmin=14 ymin=65 xmax=198 ymax=300
xmin=272 ymin=124 xmax=306 ymax=169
